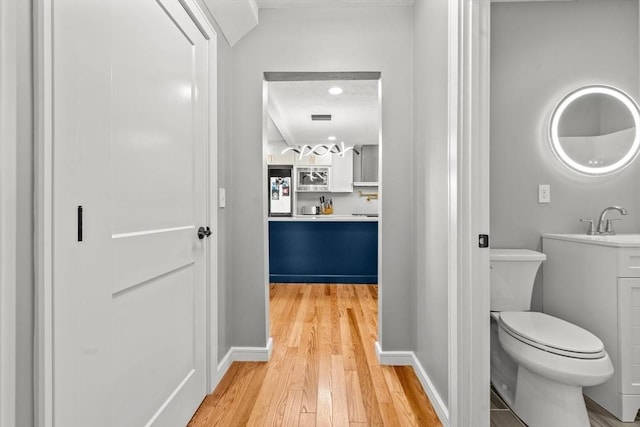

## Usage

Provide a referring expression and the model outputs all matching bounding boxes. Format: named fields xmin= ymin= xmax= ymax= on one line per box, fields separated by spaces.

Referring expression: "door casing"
xmin=33 ymin=1 xmax=219 ymax=426
xmin=0 ymin=2 xmax=18 ymax=426
xmin=448 ymin=1 xmax=491 ymax=426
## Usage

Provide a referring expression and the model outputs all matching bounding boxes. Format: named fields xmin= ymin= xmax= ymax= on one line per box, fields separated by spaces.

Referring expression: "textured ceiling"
xmin=256 ymin=0 xmax=414 ymax=8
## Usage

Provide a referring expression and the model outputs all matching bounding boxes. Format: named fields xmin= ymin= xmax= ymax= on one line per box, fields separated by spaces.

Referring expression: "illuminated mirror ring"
xmin=549 ymin=85 xmax=640 ymax=176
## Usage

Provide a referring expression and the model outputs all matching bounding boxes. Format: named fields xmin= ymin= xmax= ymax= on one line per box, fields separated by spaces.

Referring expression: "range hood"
xmin=353 ymin=145 xmax=379 ymax=186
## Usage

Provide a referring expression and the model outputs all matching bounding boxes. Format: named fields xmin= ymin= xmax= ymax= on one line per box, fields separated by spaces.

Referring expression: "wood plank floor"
xmin=188 ymin=284 xmax=442 ymax=427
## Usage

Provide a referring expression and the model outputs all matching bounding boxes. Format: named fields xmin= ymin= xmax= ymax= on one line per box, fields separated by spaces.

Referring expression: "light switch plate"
xmin=538 ymin=184 xmax=550 ymax=204
xmin=219 ymin=188 xmax=226 ymax=208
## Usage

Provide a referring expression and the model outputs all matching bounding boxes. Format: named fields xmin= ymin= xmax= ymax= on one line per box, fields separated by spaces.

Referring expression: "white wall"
xmin=491 ymin=0 xmax=640 ymax=310
xmin=230 ymin=6 xmax=415 ymax=349
xmin=217 ymin=35 xmax=233 ymax=362
xmin=413 ymin=0 xmax=450 ymax=409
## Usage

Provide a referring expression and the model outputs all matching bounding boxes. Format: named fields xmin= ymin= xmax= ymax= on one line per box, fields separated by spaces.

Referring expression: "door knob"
xmin=197 ymin=226 xmax=212 ymax=239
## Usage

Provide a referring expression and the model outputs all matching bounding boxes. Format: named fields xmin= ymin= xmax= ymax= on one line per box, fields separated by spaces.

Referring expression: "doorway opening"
xmin=262 ymin=70 xmax=382 ymax=369
xmin=263 ymin=73 xmax=381 ymax=277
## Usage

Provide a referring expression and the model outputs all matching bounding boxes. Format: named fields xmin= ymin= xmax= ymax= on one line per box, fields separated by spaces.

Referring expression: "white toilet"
xmin=490 ymin=249 xmax=614 ymax=427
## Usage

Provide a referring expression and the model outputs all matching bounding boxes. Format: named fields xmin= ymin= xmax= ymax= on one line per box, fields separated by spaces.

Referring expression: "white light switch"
xmin=219 ymin=188 xmax=226 ymax=208
xmin=538 ymin=184 xmax=550 ymax=204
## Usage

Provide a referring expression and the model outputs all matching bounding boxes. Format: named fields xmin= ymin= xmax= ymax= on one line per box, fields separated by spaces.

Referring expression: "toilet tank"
xmin=490 ymin=249 xmax=546 ymax=311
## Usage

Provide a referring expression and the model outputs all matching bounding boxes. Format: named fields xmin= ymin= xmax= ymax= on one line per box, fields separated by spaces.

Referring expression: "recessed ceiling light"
xmin=328 ymin=136 xmax=336 ymax=141
xmin=328 ymin=87 xmax=343 ymax=95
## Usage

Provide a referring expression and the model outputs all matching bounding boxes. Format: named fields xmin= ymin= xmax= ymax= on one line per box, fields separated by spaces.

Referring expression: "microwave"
xmin=295 ymin=166 xmax=330 ymax=192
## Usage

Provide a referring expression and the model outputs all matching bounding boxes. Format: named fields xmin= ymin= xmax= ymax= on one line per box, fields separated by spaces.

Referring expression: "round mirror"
xmin=549 ymin=85 xmax=640 ymax=176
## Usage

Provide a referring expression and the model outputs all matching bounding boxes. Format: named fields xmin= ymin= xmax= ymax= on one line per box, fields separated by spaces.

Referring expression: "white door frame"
xmin=448 ymin=0 xmax=491 ymax=426
xmin=0 ymin=1 xmax=18 ymax=426
xmin=200 ymin=0 xmax=220 ymax=395
xmin=34 ymin=0 xmax=53 ymax=423
xmin=34 ymin=2 xmax=219 ymax=426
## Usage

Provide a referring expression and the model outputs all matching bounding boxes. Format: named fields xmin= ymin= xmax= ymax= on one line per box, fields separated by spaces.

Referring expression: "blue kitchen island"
xmin=268 ymin=216 xmax=378 ymax=284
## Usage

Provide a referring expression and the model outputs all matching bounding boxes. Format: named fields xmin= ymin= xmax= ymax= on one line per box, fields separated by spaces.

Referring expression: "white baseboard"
xmin=214 ymin=337 xmax=273 ymax=385
xmin=374 ymin=341 xmax=413 ymax=365
xmin=375 ymin=341 xmax=450 ymax=427
xmin=231 ymin=336 xmax=273 ymax=362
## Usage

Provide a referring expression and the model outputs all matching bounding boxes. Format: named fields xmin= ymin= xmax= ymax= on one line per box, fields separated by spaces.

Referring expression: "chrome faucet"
xmin=596 ymin=206 xmax=628 ymax=235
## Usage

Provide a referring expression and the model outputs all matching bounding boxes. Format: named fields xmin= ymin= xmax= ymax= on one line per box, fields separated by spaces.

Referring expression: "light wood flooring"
xmin=188 ymin=284 xmax=442 ymax=426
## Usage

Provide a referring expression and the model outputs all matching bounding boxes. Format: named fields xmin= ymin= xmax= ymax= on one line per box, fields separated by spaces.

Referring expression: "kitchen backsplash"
xmin=296 ymin=188 xmax=379 ymax=216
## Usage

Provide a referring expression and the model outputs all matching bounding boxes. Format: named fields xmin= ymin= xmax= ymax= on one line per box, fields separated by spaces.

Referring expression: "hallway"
xmin=188 ymin=284 xmax=442 ymax=426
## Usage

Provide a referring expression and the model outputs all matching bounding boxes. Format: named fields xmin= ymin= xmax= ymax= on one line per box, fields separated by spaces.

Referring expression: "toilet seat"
xmin=498 ymin=312 xmax=606 ymax=359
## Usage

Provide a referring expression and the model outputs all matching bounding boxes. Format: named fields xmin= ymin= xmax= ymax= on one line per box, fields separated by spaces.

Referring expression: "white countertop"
xmin=269 ymin=214 xmax=378 ymax=222
xmin=542 ymin=233 xmax=640 ymax=248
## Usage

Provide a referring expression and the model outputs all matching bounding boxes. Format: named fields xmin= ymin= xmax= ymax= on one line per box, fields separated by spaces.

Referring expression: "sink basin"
xmin=542 ymin=233 xmax=640 ymax=248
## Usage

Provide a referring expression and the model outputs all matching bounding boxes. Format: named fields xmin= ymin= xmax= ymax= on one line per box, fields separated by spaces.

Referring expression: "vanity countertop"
xmin=542 ymin=233 xmax=640 ymax=248
xmin=269 ymin=214 xmax=378 ymax=222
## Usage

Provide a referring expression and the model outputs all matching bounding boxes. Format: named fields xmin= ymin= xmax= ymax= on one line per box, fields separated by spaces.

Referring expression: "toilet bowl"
xmin=490 ymin=249 xmax=614 ymax=427
xmin=495 ymin=312 xmax=613 ymax=426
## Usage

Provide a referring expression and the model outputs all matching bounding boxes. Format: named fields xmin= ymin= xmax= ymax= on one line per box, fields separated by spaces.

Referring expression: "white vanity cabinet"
xmin=542 ymin=234 xmax=640 ymax=422
xmin=619 ymin=278 xmax=640 ymax=398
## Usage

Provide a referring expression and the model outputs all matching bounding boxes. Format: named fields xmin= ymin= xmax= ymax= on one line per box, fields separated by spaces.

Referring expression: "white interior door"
xmin=52 ymin=1 xmax=210 ymax=426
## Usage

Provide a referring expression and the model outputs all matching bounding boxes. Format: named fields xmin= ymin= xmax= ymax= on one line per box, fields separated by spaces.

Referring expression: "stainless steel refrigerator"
xmin=268 ymin=165 xmax=293 ymax=217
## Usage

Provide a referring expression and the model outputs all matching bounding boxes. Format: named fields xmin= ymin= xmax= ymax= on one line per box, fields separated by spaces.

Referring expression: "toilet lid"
xmin=499 ymin=312 xmax=606 ymax=359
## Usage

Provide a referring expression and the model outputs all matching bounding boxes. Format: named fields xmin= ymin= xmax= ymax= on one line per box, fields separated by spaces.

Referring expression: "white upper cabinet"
xmin=266 ymin=140 xmax=294 ymax=165
xmin=266 ymin=115 xmax=295 ymax=165
xmin=293 ymin=153 xmax=332 ymax=166
xmin=331 ymin=151 xmax=353 ymax=192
